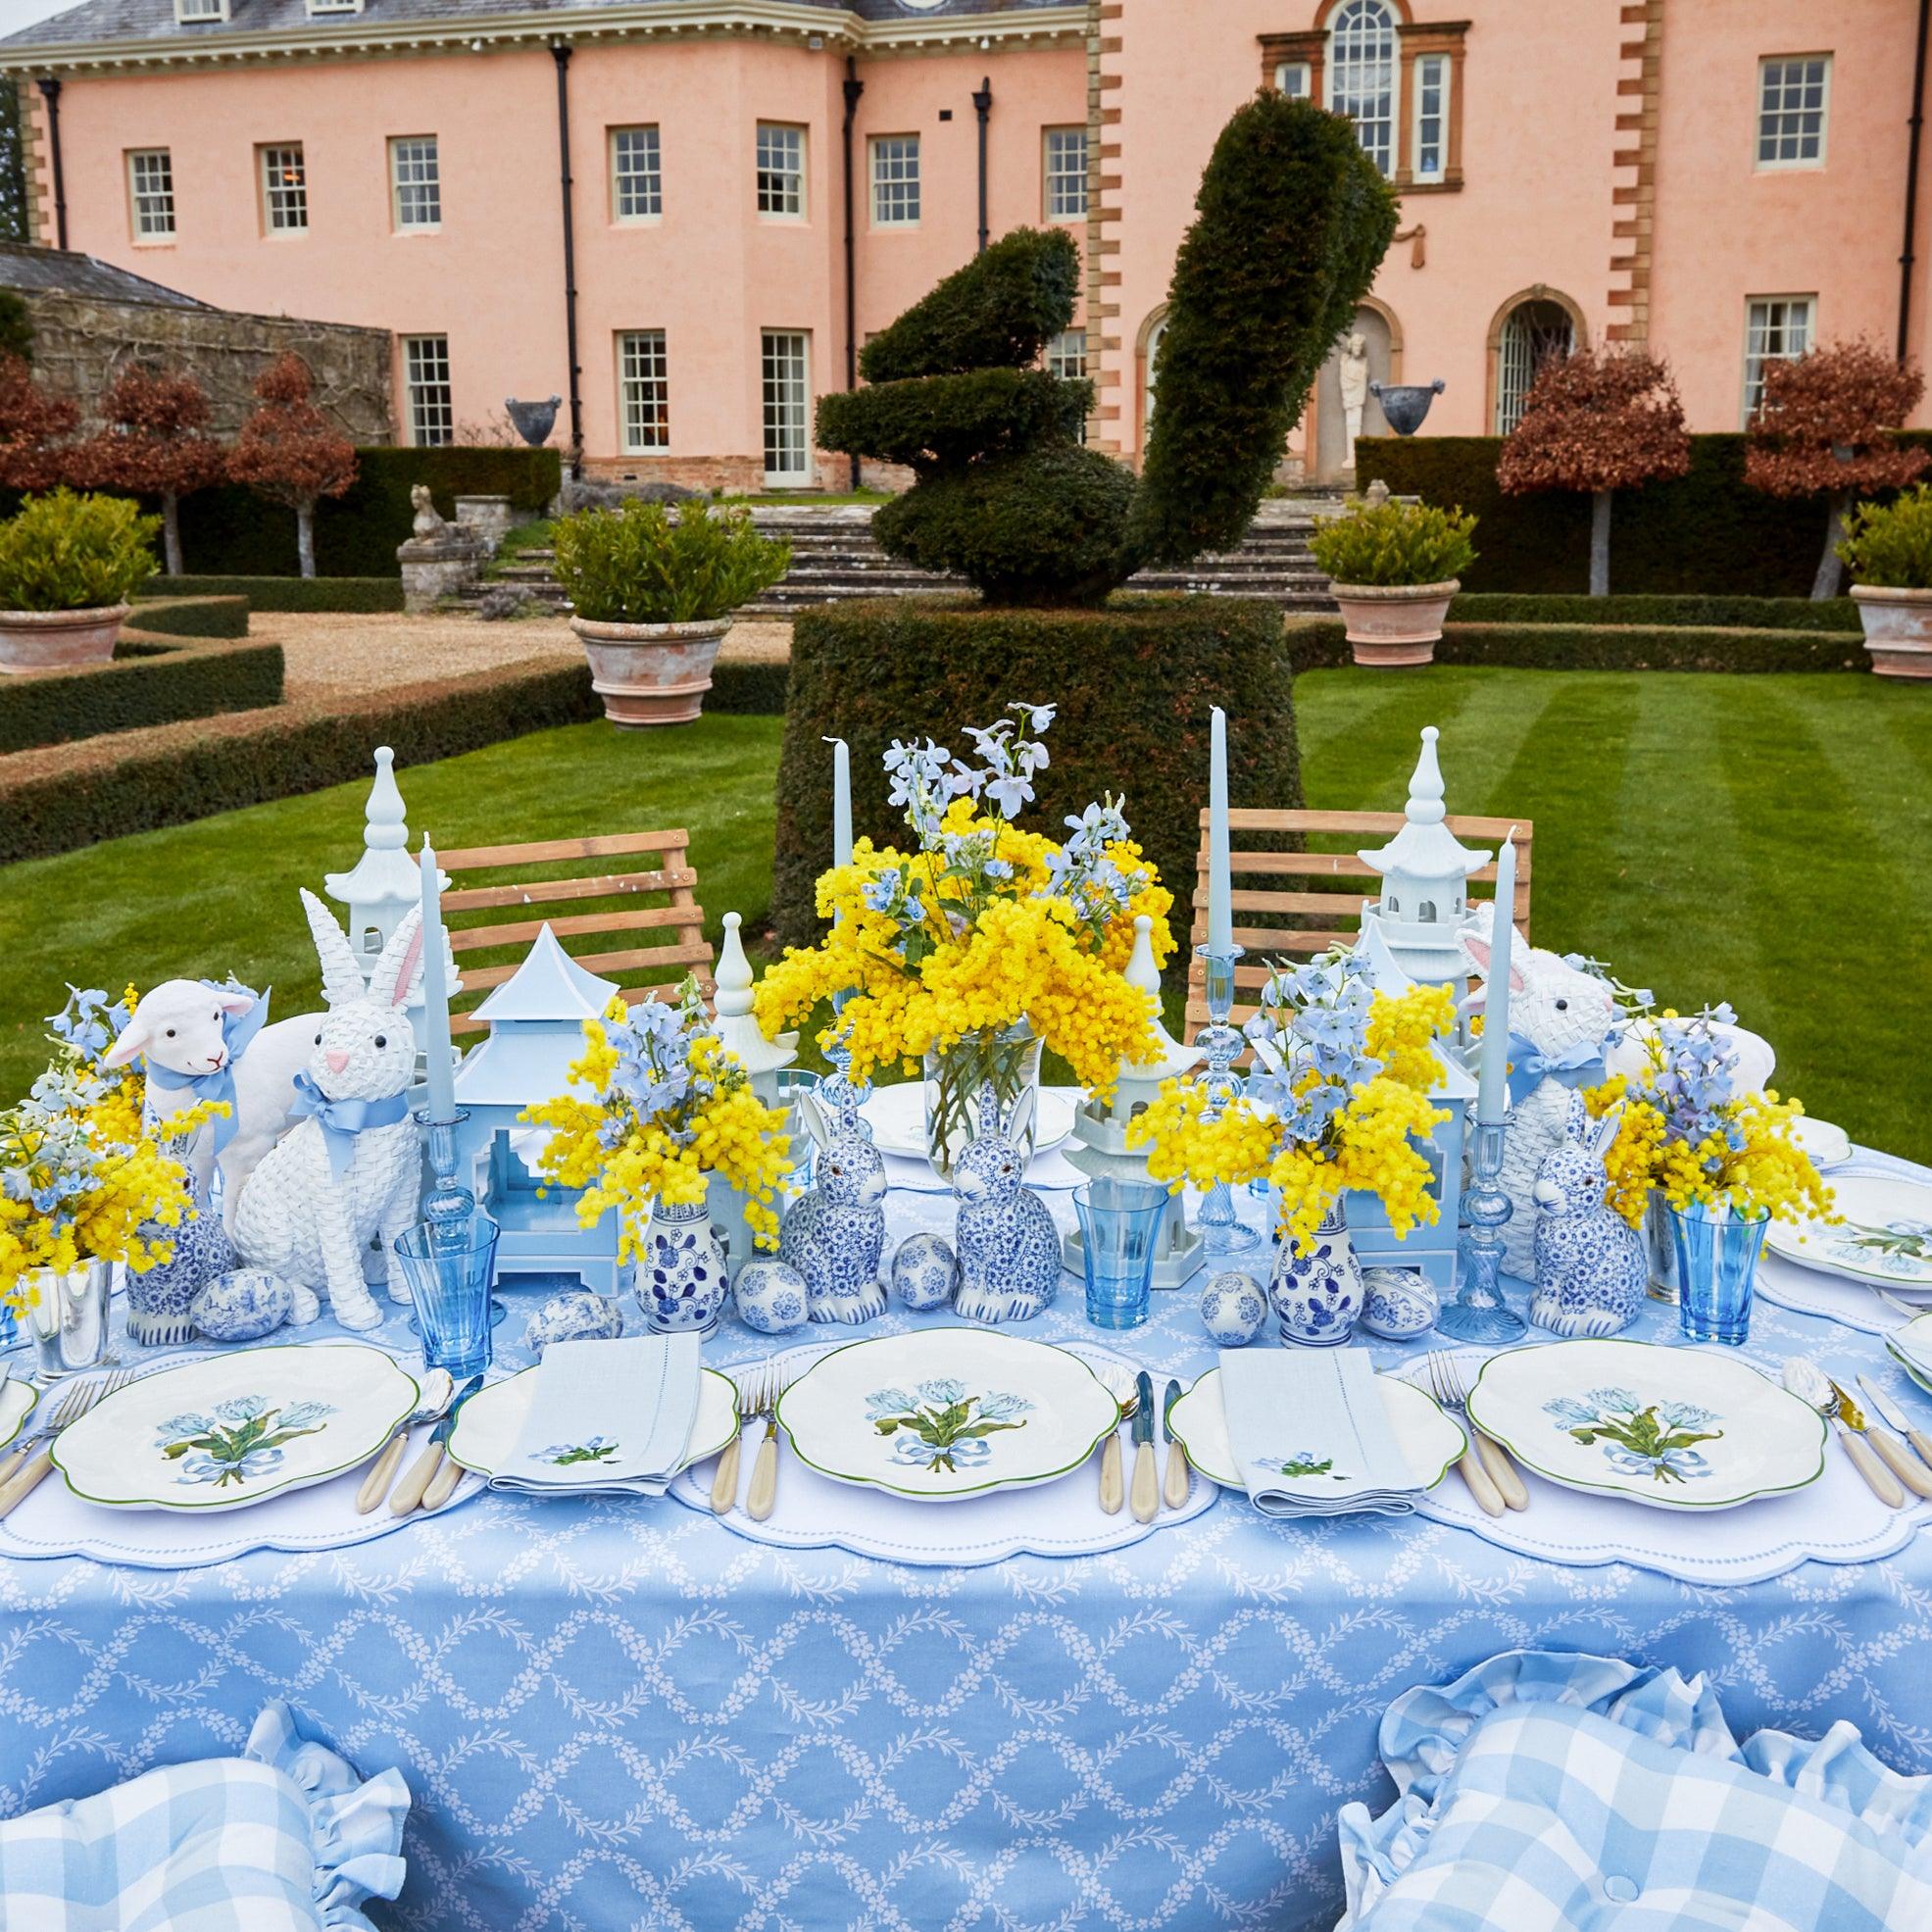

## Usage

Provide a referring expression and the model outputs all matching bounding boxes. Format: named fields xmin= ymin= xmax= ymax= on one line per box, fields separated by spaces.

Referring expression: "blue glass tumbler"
xmin=1669 ymin=1200 xmax=1769 ymax=1347
xmin=1074 ymin=1178 xmax=1168 ymax=1330
xmin=396 ymin=1214 xmax=500 ymax=1379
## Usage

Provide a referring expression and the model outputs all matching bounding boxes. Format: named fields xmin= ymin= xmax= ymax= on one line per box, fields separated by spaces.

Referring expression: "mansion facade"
xmin=0 ymin=0 xmax=1923 ymax=485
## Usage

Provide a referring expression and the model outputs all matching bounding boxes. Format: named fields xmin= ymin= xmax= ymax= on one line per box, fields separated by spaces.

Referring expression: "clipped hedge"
xmin=0 ymin=631 xmax=281 ymax=755
xmin=772 ymin=595 xmax=1300 ymax=949
xmin=122 ymin=594 xmax=250 ymax=640
xmin=138 ymin=575 xmax=404 ymax=614
xmin=1357 ymin=431 xmax=1932 ymax=595
xmin=1284 ymin=619 xmax=1869 ymax=674
xmin=1447 ymin=592 xmax=1861 ymax=632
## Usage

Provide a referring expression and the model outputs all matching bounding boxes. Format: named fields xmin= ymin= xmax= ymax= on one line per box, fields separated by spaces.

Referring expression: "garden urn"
xmin=0 ymin=603 xmax=131 ymax=674
xmin=1850 ymin=585 xmax=1932 ymax=679
xmin=1327 ymin=581 xmax=1459 ymax=669
xmin=570 ymin=615 xmax=731 ymax=726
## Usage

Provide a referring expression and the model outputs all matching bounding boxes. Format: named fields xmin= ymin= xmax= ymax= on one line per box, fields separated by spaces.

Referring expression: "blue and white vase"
xmin=1270 ymin=1205 xmax=1363 ymax=1348
xmin=127 ymin=1178 xmax=235 ymax=1346
xmin=635 ymin=1198 xmax=729 ymax=1339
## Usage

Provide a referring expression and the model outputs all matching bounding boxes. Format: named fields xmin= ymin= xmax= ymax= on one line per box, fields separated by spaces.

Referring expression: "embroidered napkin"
xmin=1217 ymin=1347 xmax=1421 ymax=1517
xmin=493 ymin=1335 xmax=701 ymax=1497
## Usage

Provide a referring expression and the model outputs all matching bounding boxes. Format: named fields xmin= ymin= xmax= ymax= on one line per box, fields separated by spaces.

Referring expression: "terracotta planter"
xmin=570 ymin=615 xmax=731 ymax=725
xmin=1327 ymin=579 xmax=1458 ymax=668
xmin=0 ymin=602 xmax=131 ymax=675
xmin=1851 ymin=584 xmax=1932 ymax=679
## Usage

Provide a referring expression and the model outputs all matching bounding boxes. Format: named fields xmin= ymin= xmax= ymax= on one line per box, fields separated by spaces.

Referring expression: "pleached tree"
xmin=226 ymin=354 xmax=357 ymax=578
xmin=72 ymin=365 xmax=227 ymax=576
xmin=0 ymin=352 xmax=77 ymax=492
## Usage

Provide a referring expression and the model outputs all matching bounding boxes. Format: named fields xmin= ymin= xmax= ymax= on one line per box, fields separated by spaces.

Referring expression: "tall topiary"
xmin=71 ymin=364 xmax=227 ymax=577
xmin=226 ymin=353 xmax=358 ymax=579
xmin=816 ymin=94 xmax=1396 ymax=605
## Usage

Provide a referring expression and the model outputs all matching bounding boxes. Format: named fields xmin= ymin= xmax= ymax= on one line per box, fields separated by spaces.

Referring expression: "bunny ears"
xmin=1563 ymin=1089 xmax=1623 ymax=1159
xmin=298 ymin=888 xmax=425 ymax=1012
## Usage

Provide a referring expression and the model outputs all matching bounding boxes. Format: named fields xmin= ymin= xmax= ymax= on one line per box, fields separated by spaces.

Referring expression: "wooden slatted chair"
xmin=436 ymin=830 xmax=712 ymax=1035
xmin=1183 ymin=808 xmax=1533 ymax=1048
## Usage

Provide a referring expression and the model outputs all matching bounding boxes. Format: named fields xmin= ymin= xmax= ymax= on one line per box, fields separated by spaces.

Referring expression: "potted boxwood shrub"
xmin=1839 ymin=483 xmax=1932 ymax=678
xmin=551 ymin=498 xmax=790 ymax=725
xmin=1308 ymin=494 xmax=1478 ymax=667
xmin=0 ymin=488 xmax=159 ymax=674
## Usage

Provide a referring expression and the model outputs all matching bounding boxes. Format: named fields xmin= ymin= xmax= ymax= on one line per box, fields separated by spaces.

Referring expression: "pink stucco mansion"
xmin=0 ymin=0 xmax=1925 ymax=486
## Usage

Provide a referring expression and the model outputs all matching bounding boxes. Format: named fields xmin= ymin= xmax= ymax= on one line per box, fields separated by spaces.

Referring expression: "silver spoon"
xmin=1781 ymin=1358 xmax=1905 ymax=1508
xmin=356 ymin=1368 xmax=454 ymax=1514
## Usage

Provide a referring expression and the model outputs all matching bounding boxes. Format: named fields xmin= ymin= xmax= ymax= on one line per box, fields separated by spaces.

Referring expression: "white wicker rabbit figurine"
xmin=1529 ymin=1092 xmax=1645 ymax=1338
xmin=778 ymin=1091 xmax=888 ymax=1324
xmin=1460 ymin=913 xmax=1616 ymax=1281
xmin=231 ymin=892 xmax=426 ymax=1331
xmin=953 ymin=1086 xmax=1062 ymax=1323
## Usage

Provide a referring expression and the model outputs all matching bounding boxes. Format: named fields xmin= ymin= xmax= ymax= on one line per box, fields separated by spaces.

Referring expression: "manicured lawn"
xmin=2 ymin=669 xmax=1925 ymax=1162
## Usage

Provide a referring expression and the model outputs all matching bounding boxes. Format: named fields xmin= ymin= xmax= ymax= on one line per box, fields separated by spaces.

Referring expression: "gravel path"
xmin=255 ymin=612 xmax=793 ymax=701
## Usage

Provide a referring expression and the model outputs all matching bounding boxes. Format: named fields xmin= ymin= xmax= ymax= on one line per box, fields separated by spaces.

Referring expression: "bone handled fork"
xmin=746 ymin=1368 xmax=792 ymax=1523
xmin=712 ymin=1364 xmax=765 ymax=1514
xmin=1423 ymin=1351 xmax=1525 ymax=1516
xmin=0 ymin=1370 xmax=135 ymax=1519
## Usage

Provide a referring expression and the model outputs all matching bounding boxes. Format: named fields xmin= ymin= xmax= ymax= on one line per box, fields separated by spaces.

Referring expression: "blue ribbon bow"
xmin=1506 ymin=1034 xmax=1608 ymax=1108
xmin=289 ymin=1072 xmax=411 ymax=1184
xmin=144 ymin=987 xmax=272 ymax=1155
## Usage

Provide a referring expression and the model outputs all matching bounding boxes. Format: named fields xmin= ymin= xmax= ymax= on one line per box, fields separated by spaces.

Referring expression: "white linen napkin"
xmin=1217 ymin=1347 xmax=1421 ymax=1517
xmin=492 ymin=1335 xmax=701 ymax=1497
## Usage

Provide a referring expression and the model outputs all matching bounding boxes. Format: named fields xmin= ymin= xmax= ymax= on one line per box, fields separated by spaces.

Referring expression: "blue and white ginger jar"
xmin=1270 ymin=1206 xmax=1363 ymax=1348
xmin=191 ymin=1268 xmax=294 ymax=1343
xmin=1358 ymin=1266 xmax=1440 ymax=1341
xmin=635 ymin=1198 xmax=729 ymax=1338
xmin=130 ymin=1176 xmax=236 ymax=1345
xmin=1200 ymin=1270 xmax=1268 ymax=1347
xmin=734 ymin=1260 xmax=810 ymax=1336
xmin=890 ymin=1232 xmax=960 ymax=1313
xmin=523 ymin=1288 xmax=624 ymax=1358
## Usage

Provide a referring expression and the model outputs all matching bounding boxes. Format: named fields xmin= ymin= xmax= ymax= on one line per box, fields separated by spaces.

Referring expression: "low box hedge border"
xmin=138 ymin=576 xmax=405 ymax=614
xmin=0 ymin=626 xmax=282 ymax=757
xmin=1447 ymin=592 xmax=1862 ymax=633
xmin=121 ymin=595 xmax=251 ymax=641
xmin=1285 ymin=619 xmax=1870 ymax=674
xmin=0 ymin=654 xmax=787 ymax=863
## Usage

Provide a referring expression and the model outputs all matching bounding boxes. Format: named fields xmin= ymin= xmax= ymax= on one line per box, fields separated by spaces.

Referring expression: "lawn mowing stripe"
xmin=1295 ymin=667 xmax=1488 ymax=810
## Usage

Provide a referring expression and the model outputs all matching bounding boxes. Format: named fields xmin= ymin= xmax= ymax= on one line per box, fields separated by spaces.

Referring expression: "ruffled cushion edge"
xmin=1335 ymin=1647 xmax=1932 ymax=1929
xmin=245 ymin=1702 xmax=411 ymax=1932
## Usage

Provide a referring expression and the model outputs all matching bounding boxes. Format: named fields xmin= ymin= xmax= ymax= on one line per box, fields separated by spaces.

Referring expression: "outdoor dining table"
xmin=3 ymin=1151 xmax=1930 ymax=1932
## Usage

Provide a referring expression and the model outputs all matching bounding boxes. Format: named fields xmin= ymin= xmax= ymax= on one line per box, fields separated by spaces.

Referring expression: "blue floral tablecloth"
xmin=5 ymin=1164 xmax=1932 ymax=1932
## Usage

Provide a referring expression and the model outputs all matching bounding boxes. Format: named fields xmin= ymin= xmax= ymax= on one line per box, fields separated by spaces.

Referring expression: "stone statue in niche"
xmin=1338 ymin=332 xmax=1371 ymax=457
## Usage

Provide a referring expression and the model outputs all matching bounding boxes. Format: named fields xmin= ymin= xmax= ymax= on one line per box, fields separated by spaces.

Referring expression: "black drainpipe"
xmin=551 ymin=43 xmax=584 ymax=478
xmin=1902 ymin=0 xmax=1930 ymax=361
xmin=841 ymin=55 xmax=864 ymax=490
xmin=35 ymin=76 xmax=66 ymax=250
xmin=972 ymin=75 xmax=993 ymax=253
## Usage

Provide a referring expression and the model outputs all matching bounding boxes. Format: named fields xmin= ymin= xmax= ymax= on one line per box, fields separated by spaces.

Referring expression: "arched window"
xmin=1417 ymin=898 xmax=1438 ymax=922
xmin=1328 ymin=0 xmax=1397 ymax=177
xmin=1495 ymin=298 xmax=1576 ymax=433
xmin=1142 ymin=315 xmax=1166 ymax=443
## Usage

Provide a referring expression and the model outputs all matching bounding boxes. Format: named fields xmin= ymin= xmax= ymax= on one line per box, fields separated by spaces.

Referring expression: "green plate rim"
xmin=1765 ymin=1176 xmax=1932 ymax=1291
xmin=50 ymin=1343 xmax=421 ymax=1512
xmin=0 ymin=1376 xmax=35 ymax=1455
xmin=774 ymin=1327 xmax=1120 ymax=1503
xmin=1466 ymin=1337 xmax=1826 ymax=1511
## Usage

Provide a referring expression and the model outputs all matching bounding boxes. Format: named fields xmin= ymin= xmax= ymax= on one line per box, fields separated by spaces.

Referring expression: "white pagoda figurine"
xmin=447 ymin=924 xmax=622 ymax=1296
xmin=1061 ymin=915 xmax=1206 ymax=1290
xmin=708 ymin=912 xmax=798 ymax=1275
xmin=1358 ymin=725 xmax=1491 ymax=1002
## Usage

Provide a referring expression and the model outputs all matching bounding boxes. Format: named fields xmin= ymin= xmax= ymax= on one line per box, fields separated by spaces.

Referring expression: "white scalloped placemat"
xmin=668 ymin=1338 xmax=1217 ymax=1564
xmin=1388 ymin=1347 xmax=1932 ymax=1585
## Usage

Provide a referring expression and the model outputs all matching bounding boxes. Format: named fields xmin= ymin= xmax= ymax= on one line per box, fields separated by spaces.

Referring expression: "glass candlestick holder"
xmin=412 ymin=1108 xmax=506 ymax=1329
xmin=1438 ymin=1117 xmax=1526 ymax=1343
xmin=1195 ymin=943 xmax=1260 ymax=1257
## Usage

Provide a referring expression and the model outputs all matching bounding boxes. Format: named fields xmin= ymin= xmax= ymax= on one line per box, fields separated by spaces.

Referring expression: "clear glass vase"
xmin=922 ymin=1022 xmax=1044 ymax=1182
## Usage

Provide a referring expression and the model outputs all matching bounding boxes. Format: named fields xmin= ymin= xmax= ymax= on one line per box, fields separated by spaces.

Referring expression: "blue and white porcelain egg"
xmin=734 ymin=1259 xmax=810 ymax=1336
xmin=190 ymin=1268 xmax=294 ymax=1344
xmin=1200 ymin=1269 xmax=1268 ymax=1347
xmin=1357 ymin=1267 xmax=1440 ymax=1341
xmin=522 ymin=1288 xmax=624 ymax=1358
xmin=890 ymin=1232 xmax=960 ymax=1313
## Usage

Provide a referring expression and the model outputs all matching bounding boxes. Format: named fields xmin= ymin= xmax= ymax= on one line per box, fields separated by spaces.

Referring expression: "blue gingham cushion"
xmin=0 ymin=1701 xmax=408 ymax=1932
xmin=1337 ymin=1649 xmax=1932 ymax=1931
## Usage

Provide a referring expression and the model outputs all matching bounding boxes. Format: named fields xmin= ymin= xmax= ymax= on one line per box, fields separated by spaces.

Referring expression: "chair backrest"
xmin=1183 ymin=808 xmax=1533 ymax=1046
xmin=436 ymin=829 xmax=712 ymax=1035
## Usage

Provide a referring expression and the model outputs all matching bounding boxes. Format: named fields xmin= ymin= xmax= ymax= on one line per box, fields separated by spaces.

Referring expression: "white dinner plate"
xmin=1885 ymin=1312 xmax=1932 ymax=1396
xmin=53 ymin=1345 xmax=419 ymax=1512
xmin=776 ymin=1328 xmax=1119 ymax=1502
xmin=1766 ymin=1174 xmax=1932 ymax=1294
xmin=862 ymin=1083 xmax=1077 ymax=1163
xmin=1466 ymin=1339 xmax=1824 ymax=1511
xmin=1164 ymin=1365 xmax=1464 ymax=1494
xmin=1788 ymin=1117 xmax=1853 ymax=1171
xmin=0 ymin=1373 xmax=34 ymax=1453
xmin=446 ymin=1366 xmax=740 ymax=1478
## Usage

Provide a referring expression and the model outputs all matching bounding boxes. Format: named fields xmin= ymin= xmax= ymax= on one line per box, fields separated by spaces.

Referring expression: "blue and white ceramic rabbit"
xmin=952 ymin=1087 xmax=1062 ymax=1323
xmin=778 ymin=1091 xmax=888 ymax=1324
xmin=1529 ymin=1092 xmax=1646 ymax=1338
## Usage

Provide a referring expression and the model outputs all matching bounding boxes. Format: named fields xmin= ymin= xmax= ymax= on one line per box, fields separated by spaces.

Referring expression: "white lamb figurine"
xmin=230 ymin=892 xmax=427 ymax=1331
xmin=1459 ymin=911 xmax=1617 ymax=1283
xmin=104 ymin=981 xmax=322 ymax=1211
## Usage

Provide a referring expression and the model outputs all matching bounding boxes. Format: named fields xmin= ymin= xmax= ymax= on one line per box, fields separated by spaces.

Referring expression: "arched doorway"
xmin=1312 ymin=301 xmax=1400 ymax=482
xmin=1488 ymin=289 xmax=1584 ymax=434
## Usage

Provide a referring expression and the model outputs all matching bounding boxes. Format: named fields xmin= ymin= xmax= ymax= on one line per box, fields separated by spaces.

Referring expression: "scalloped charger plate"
xmin=0 ymin=1373 xmax=34 ymax=1454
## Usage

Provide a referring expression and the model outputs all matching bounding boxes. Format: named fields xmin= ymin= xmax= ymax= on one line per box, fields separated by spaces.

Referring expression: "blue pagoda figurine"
xmin=447 ymin=924 xmax=622 ymax=1295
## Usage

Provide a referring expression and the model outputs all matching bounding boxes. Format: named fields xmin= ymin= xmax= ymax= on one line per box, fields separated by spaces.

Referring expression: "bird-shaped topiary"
xmin=815 ymin=93 xmax=1398 ymax=607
